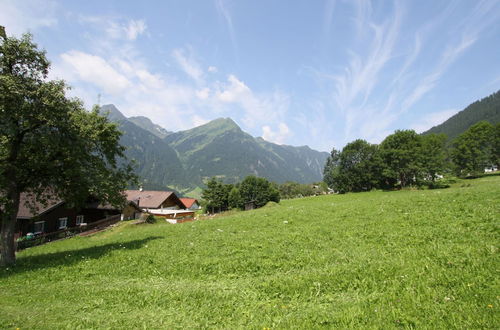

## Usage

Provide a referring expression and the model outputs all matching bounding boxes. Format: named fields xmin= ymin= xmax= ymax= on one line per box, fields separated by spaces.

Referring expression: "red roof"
xmin=180 ymin=198 xmax=198 ymax=209
xmin=124 ymin=190 xmax=179 ymax=209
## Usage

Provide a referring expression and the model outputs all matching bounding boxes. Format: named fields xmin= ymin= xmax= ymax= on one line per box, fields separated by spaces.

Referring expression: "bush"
xmin=139 ymin=213 xmax=157 ymax=224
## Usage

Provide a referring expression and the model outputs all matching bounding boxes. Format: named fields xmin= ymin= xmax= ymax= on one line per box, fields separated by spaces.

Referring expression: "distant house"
xmin=14 ymin=193 xmax=130 ymax=238
xmin=485 ymin=165 xmax=498 ymax=173
xmin=180 ymin=198 xmax=201 ymax=210
xmin=125 ymin=189 xmax=195 ymax=223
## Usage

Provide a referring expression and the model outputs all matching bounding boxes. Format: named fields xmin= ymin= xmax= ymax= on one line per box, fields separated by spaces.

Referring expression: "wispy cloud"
xmin=172 ymin=47 xmax=205 ymax=84
xmin=308 ymin=0 xmax=500 ymax=148
xmin=215 ymin=0 xmax=238 ymax=61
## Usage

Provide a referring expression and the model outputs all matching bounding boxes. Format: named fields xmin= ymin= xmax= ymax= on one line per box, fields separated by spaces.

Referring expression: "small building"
xmin=125 ymin=189 xmax=195 ymax=223
xmin=245 ymin=200 xmax=257 ymax=211
xmin=180 ymin=198 xmax=201 ymax=210
xmin=15 ymin=193 xmax=124 ymax=238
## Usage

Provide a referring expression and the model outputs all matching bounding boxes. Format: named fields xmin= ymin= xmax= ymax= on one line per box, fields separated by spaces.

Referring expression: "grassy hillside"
xmin=1 ymin=176 xmax=499 ymax=328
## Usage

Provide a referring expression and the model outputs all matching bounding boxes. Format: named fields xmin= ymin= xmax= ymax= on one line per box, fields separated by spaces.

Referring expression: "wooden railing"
xmin=16 ymin=214 xmax=122 ymax=250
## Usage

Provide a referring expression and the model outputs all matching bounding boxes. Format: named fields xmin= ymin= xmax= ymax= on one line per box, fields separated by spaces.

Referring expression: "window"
xmin=58 ymin=217 xmax=68 ymax=229
xmin=76 ymin=215 xmax=84 ymax=225
xmin=33 ymin=221 xmax=45 ymax=234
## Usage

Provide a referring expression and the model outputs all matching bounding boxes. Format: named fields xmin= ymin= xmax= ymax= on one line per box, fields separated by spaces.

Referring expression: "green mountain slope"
xmin=101 ymin=105 xmax=329 ymax=191
xmin=423 ymin=90 xmax=500 ymax=140
xmin=128 ymin=116 xmax=172 ymax=139
xmin=164 ymin=118 xmax=329 ymax=185
xmin=100 ymin=105 xmax=186 ymax=190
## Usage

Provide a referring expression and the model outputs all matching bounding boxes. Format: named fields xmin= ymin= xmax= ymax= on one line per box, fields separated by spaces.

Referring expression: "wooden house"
xmin=15 ymin=193 xmax=124 ymax=237
xmin=125 ymin=189 xmax=195 ymax=223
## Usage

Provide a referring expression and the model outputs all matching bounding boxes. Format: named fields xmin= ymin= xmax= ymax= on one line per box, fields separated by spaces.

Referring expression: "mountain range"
xmin=100 ymin=105 xmax=329 ymax=196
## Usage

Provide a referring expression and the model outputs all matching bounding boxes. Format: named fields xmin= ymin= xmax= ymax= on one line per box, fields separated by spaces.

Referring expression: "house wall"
xmin=19 ymin=205 xmax=120 ymax=236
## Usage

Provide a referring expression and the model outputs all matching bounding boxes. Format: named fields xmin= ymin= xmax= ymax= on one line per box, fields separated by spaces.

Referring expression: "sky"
xmin=1 ymin=0 xmax=500 ymax=151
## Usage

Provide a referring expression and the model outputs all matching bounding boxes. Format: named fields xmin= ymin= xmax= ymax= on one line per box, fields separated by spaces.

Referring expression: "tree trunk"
xmin=0 ymin=187 xmax=20 ymax=267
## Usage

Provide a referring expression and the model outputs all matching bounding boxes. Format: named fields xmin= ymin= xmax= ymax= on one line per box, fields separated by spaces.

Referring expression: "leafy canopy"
xmin=0 ymin=33 xmax=136 ymax=266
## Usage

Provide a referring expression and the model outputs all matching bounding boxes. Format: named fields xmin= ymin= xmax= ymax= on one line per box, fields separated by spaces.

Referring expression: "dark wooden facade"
xmin=16 ymin=203 xmax=120 ymax=237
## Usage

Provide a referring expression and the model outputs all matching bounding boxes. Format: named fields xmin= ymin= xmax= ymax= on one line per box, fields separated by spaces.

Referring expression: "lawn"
xmin=1 ymin=175 xmax=499 ymax=328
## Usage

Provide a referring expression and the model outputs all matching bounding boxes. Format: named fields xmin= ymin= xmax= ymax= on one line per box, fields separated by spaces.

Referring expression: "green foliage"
xmin=324 ymin=132 xmax=450 ymax=192
xmin=0 ymin=33 xmax=136 ymax=265
xmin=332 ymin=139 xmax=382 ymax=192
xmin=239 ymin=176 xmax=280 ymax=208
xmin=424 ymin=90 xmax=500 ymax=142
xmin=420 ymin=133 xmax=448 ymax=182
xmin=0 ymin=176 xmax=498 ymax=328
xmin=228 ymin=186 xmax=242 ymax=210
xmin=451 ymin=121 xmax=496 ymax=177
xmin=139 ymin=213 xmax=156 ymax=224
xmin=201 ymin=177 xmax=231 ymax=213
xmin=323 ymin=148 xmax=340 ymax=188
xmin=203 ymin=176 xmax=280 ymax=212
xmin=278 ymin=181 xmax=315 ymax=199
xmin=379 ymin=130 xmax=423 ymax=187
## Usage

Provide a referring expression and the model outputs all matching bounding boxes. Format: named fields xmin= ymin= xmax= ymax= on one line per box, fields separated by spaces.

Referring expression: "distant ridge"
xmin=101 ymin=105 xmax=329 ymax=194
xmin=423 ymin=90 xmax=500 ymax=141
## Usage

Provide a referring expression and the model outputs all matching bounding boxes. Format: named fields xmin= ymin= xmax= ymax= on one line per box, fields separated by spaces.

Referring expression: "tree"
xmin=379 ymin=130 xmax=422 ymax=188
xmin=494 ymin=123 xmax=500 ymax=168
xmin=420 ymin=133 xmax=448 ymax=182
xmin=201 ymin=177 xmax=230 ymax=213
xmin=228 ymin=186 xmax=242 ymax=210
xmin=451 ymin=121 xmax=495 ymax=177
xmin=337 ymin=139 xmax=382 ymax=192
xmin=239 ymin=176 xmax=280 ymax=208
xmin=323 ymin=148 xmax=340 ymax=189
xmin=0 ymin=33 xmax=136 ymax=266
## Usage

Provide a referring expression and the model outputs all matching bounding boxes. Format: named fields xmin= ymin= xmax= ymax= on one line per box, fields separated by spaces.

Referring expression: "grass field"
xmin=1 ymin=175 xmax=499 ymax=328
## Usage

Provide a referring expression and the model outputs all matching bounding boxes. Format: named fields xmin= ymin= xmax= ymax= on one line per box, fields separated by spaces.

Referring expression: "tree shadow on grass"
xmin=0 ymin=236 xmax=163 ymax=278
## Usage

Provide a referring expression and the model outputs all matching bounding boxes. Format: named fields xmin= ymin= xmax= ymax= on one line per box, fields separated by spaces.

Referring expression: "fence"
xmin=16 ymin=214 xmax=122 ymax=250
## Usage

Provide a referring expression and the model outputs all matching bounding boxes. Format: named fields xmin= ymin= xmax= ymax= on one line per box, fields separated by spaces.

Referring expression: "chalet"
xmin=179 ymin=198 xmax=201 ymax=210
xmin=14 ymin=193 xmax=131 ymax=238
xmin=125 ymin=189 xmax=195 ymax=223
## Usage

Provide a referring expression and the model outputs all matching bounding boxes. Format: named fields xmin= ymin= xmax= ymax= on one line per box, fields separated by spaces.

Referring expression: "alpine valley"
xmin=101 ymin=105 xmax=329 ymax=197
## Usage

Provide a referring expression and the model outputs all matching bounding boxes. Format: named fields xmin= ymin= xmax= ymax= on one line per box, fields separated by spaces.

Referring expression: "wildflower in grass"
xmin=487 ymin=304 xmax=493 ymax=308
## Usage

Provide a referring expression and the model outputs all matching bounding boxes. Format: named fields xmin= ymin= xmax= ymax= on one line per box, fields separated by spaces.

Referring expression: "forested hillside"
xmin=423 ymin=90 xmax=500 ymax=141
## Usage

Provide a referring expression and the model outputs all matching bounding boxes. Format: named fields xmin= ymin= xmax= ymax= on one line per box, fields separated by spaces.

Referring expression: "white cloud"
xmin=0 ymin=0 xmax=57 ymax=36
xmin=208 ymin=66 xmax=218 ymax=73
xmin=216 ymin=75 xmax=290 ymax=128
xmin=58 ymin=51 xmax=131 ymax=95
xmin=262 ymin=123 xmax=291 ymax=145
xmin=410 ymin=109 xmax=458 ymax=133
xmin=196 ymin=88 xmax=210 ymax=100
xmin=125 ymin=20 xmax=147 ymax=40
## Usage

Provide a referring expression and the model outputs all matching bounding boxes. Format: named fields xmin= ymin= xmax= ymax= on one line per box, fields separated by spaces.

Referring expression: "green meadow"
xmin=1 ymin=176 xmax=499 ymax=329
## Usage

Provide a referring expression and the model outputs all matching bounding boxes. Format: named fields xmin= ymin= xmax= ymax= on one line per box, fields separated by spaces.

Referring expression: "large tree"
xmin=451 ymin=121 xmax=495 ymax=177
xmin=238 ymin=176 xmax=280 ymax=209
xmin=379 ymin=130 xmax=422 ymax=188
xmin=0 ymin=33 xmax=136 ymax=266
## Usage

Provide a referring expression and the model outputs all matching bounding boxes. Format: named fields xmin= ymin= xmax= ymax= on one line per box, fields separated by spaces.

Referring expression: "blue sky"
xmin=2 ymin=0 xmax=499 ymax=151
